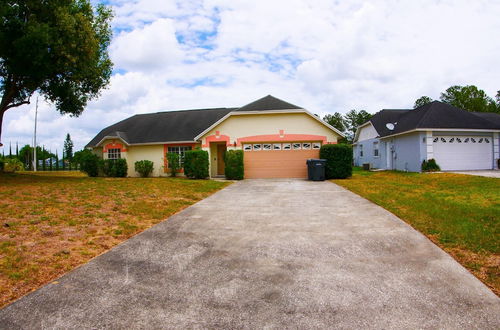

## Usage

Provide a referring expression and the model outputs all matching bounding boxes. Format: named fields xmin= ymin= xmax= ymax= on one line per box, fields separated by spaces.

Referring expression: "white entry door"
xmin=433 ymin=136 xmax=493 ymax=171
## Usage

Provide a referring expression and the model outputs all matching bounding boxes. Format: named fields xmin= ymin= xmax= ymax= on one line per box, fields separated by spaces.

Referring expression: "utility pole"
xmin=33 ymin=97 xmax=38 ymax=171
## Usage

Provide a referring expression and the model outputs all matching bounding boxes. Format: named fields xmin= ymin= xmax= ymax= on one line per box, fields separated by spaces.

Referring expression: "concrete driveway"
xmin=1 ymin=180 xmax=499 ymax=329
xmin=450 ymin=170 xmax=500 ymax=178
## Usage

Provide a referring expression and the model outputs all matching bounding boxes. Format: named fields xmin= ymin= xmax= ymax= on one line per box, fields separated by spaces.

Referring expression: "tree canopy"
xmin=323 ymin=109 xmax=371 ymax=143
xmin=0 ymin=0 xmax=113 ymax=145
xmin=440 ymin=85 xmax=498 ymax=113
xmin=414 ymin=96 xmax=433 ymax=108
xmin=64 ymin=133 xmax=73 ymax=160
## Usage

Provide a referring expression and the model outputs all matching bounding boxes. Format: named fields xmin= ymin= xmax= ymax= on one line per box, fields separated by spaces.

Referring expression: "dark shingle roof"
xmin=236 ymin=95 xmax=302 ymax=111
xmin=369 ymin=109 xmax=409 ymax=137
xmin=472 ymin=112 xmax=500 ymax=128
xmin=86 ymin=108 xmax=234 ymax=147
xmin=369 ymin=101 xmax=498 ymax=137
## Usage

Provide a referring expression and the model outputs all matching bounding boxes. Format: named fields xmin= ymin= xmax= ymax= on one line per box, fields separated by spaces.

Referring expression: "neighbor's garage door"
xmin=243 ymin=142 xmax=321 ymax=178
xmin=433 ymin=136 xmax=493 ymax=171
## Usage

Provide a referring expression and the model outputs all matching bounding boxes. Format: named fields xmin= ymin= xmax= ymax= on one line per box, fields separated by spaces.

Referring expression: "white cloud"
xmin=2 ymin=0 xmax=499 ymax=153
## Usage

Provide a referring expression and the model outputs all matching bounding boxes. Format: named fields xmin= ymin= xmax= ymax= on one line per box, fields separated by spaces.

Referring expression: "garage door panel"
xmin=244 ymin=150 xmax=319 ymax=178
xmin=433 ymin=136 xmax=493 ymax=171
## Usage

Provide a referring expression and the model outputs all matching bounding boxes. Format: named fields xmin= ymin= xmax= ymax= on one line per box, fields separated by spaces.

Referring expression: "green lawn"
xmin=0 ymin=172 xmax=230 ymax=307
xmin=333 ymin=168 xmax=499 ymax=295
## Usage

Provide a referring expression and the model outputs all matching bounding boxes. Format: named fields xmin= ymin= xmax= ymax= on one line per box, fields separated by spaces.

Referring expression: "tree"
xmin=414 ymin=96 xmax=433 ymax=109
xmin=440 ymin=85 xmax=498 ymax=113
xmin=323 ymin=112 xmax=346 ymax=133
xmin=0 ymin=1 xmax=113 ymax=146
xmin=64 ymin=133 xmax=74 ymax=161
xmin=343 ymin=109 xmax=372 ymax=142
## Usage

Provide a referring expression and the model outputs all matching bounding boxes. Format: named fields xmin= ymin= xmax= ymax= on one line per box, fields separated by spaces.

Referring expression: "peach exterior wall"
xmin=200 ymin=112 xmax=341 ymax=176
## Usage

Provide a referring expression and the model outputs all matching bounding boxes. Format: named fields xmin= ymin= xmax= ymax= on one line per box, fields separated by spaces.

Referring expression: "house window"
xmin=292 ymin=143 xmax=301 ymax=150
xmin=253 ymin=144 xmax=262 ymax=151
xmin=243 ymin=144 xmax=252 ymax=151
xmin=263 ymin=143 xmax=272 ymax=151
xmin=273 ymin=143 xmax=281 ymax=150
xmin=359 ymin=144 xmax=363 ymax=157
xmin=108 ymin=148 xmax=121 ymax=159
xmin=373 ymin=142 xmax=379 ymax=157
xmin=167 ymin=146 xmax=192 ymax=167
xmin=312 ymin=142 xmax=321 ymax=149
xmin=283 ymin=143 xmax=291 ymax=150
xmin=302 ymin=143 xmax=311 ymax=149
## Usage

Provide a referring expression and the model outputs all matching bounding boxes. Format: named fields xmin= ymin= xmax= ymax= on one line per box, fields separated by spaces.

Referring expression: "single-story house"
xmin=353 ymin=101 xmax=500 ymax=172
xmin=86 ymin=95 xmax=344 ymax=178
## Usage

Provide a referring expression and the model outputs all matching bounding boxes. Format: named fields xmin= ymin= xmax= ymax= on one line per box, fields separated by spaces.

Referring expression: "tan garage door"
xmin=243 ymin=142 xmax=321 ymax=178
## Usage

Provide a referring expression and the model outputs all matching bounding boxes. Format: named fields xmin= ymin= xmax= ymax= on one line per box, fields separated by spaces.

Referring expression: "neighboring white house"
xmin=353 ymin=101 xmax=500 ymax=172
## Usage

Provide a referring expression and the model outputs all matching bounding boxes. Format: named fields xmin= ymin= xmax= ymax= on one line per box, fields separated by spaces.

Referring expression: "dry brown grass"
xmin=0 ymin=171 xmax=230 ymax=307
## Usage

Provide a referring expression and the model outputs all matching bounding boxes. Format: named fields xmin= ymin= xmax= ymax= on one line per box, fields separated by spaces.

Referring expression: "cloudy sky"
xmin=2 ymin=0 xmax=499 ymax=153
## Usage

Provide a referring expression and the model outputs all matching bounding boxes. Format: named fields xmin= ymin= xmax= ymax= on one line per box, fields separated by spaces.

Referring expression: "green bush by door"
xmin=224 ymin=150 xmax=244 ymax=180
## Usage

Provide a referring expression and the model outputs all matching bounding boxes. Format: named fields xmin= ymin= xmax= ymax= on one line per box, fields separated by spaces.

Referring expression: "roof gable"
xmin=235 ymin=95 xmax=302 ymax=112
xmin=371 ymin=101 xmax=499 ymax=137
xmin=87 ymin=108 xmax=234 ymax=147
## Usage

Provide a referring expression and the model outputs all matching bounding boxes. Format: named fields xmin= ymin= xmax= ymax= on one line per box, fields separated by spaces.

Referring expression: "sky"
xmin=1 ymin=0 xmax=499 ymax=154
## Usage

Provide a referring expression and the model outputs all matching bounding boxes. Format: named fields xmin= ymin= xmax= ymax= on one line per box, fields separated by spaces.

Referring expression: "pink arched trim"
xmin=103 ymin=142 xmax=127 ymax=152
xmin=202 ymin=131 xmax=231 ymax=148
xmin=236 ymin=134 xmax=328 ymax=146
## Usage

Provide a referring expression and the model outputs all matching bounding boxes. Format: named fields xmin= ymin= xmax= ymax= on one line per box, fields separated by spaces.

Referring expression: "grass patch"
xmin=0 ymin=171 xmax=230 ymax=307
xmin=333 ymin=168 xmax=499 ymax=295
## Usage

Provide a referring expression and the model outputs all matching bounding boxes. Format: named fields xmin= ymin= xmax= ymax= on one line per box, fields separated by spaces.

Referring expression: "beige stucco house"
xmin=86 ymin=95 xmax=344 ymax=178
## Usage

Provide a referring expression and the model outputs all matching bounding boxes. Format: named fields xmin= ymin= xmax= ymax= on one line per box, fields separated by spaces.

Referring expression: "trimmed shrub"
xmin=225 ymin=150 xmax=244 ymax=180
xmin=421 ymin=159 xmax=441 ymax=172
xmin=135 ymin=160 xmax=154 ymax=177
xmin=3 ymin=158 xmax=23 ymax=172
xmin=101 ymin=159 xmax=128 ymax=177
xmin=166 ymin=152 xmax=180 ymax=177
xmin=184 ymin=150 xmax=209 ymax=179
xmin=79 ymin=150 xmax=100 ymax=177
xmin=319 ymin=144 xmax=353 ymax=179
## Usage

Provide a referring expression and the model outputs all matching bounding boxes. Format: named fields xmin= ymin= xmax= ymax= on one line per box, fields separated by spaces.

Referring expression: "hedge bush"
xmin=0 ymin=159 xmax=4 ymax=172
xmin=3 ymin=158 xmax=23 ymax=172
xmin=166 ymin=152 xmax=180 ymax=177
xmin=101 ymin=159 xmax=128 ymax=177
xmin=135 ymin=160 xmax=154 ymax=177
xmin=79 ymin=150 xmax=100 ymax=177
xmin=319 ymin=144 xmax=353 ymax=179
xmin=421 ymin=159 xmax=441 ymax=172
xmin=225 ymin=150 xmax=244 ymax=180
xmin=184 ymin=150 xmax=209 ymax=179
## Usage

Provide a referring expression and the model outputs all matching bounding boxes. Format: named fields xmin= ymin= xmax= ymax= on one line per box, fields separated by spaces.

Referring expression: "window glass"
xmin=292 ymin=143 xmax=301 ymax=150
xmin=273 ymin=143 xmax=281 ymax=150
xmin=283 ymin=143 xmax=291 ymax=150
xmin=302 ymin=143 xmax=311 ymax=149
xmin=263 ymin=144 xmax=272 ymax=151
xmin=253 ymin=144 xmax=262 ymax=151
xmin=108 ymin=148 xmax=121 ymax=159
xmin=359 ymin=144 xmax=363 ymax=157
xmin=312 ymin=142 xmax=321 ymax=149
xmin=373 ymin=142 xmax=379 ymax=157
xmin=243 ymin=144 xmax=252 ymax=151
xmin=167 ymin=146 xmax=192 ymax=167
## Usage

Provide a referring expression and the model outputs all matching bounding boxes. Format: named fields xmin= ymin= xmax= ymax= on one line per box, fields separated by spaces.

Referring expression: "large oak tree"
xmin=0 ymin=0 xmax=113 ymax=146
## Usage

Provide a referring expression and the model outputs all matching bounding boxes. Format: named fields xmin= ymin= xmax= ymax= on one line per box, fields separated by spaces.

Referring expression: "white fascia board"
xmin=93 ymin=139 xmax=197 ymax=148
xmin=194 ymin=112 xmax=233 ymax=140
xmin=301 ymin=108 xmax=346 ymax=138
xmin=379 ymin=128 xmax=500 ymax=139
xmin=94 ymin=136 xmax=129 ymax=147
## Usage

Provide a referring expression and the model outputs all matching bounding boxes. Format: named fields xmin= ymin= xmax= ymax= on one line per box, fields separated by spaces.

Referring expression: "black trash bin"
xmin=306 ymin=159 xmax=326 ymax=181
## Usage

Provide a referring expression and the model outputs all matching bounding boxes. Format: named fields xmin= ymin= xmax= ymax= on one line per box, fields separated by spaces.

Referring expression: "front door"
xmin=217 ymin=144 xmax=226 ymax=175
xmin=386 ymin=142 xmax=392 ymax=169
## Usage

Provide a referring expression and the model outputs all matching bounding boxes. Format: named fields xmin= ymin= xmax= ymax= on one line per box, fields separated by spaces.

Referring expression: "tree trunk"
xmin=0 ymin=109 xmax=5 ymax=147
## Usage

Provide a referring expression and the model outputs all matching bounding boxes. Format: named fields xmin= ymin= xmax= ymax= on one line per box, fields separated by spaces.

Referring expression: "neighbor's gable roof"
xmin=235 ymin=95 xmax=302 ymax=112
xmin=368 ymin=101 xmax=499 ymax=138
xmin=86 ymin=108 xmax=234 ymax=147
